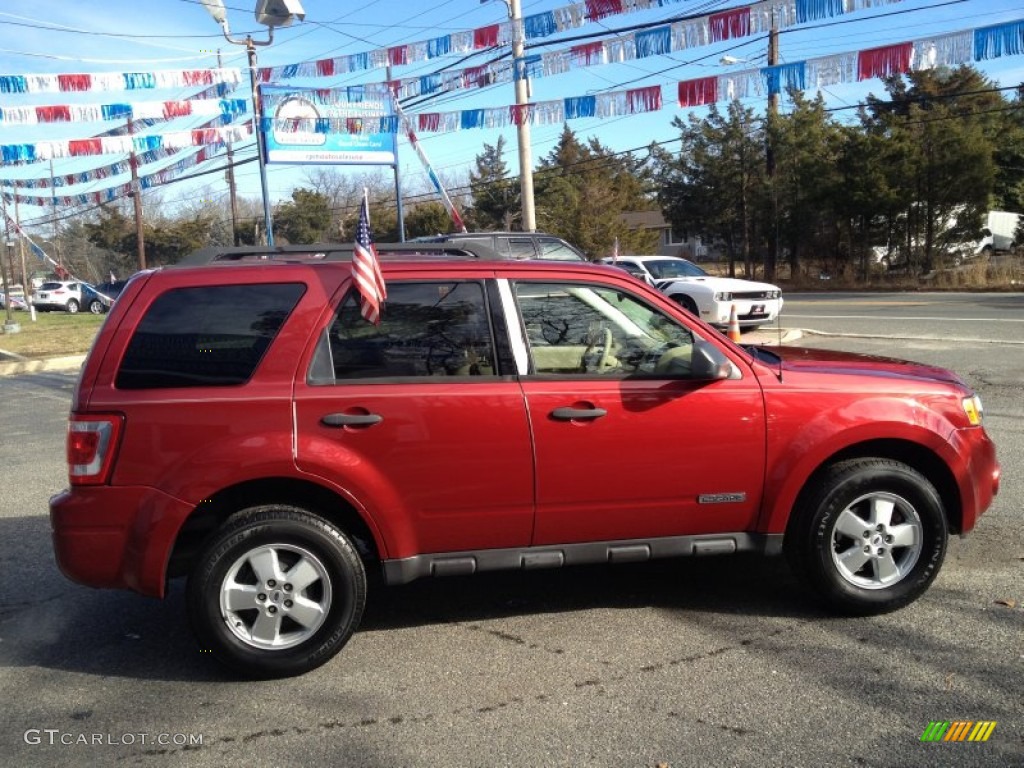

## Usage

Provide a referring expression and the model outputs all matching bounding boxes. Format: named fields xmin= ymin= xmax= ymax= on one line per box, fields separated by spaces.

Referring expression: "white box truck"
xmin=976 ymin=210 xmax=1020 ymax=254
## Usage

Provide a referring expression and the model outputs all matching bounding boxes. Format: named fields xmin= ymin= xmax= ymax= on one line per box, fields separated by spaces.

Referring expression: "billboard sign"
xmin=262 ymin=85 xmax=397 ymax=166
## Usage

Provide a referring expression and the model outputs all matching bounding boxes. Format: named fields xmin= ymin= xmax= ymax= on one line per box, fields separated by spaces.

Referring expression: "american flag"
xmin=351 ymin=190 xmax=387 ymax=324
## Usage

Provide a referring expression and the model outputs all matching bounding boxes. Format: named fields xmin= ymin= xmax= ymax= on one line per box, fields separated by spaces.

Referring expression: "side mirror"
xmin=690 ymin=340 xmax=735 ymax=380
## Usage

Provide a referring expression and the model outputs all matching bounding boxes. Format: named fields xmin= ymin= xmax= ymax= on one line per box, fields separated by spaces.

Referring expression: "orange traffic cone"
xmin=727 ymin=304 xmax=741 ymax=342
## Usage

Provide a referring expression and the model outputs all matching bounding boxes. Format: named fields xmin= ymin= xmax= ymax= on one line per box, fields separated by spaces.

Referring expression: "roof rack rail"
xmin=177 ymin=241 xmax=506 ymax=266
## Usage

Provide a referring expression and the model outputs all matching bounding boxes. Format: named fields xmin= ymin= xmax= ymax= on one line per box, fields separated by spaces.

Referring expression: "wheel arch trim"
xmin=762 ymin=432 xmax=964 ymax=537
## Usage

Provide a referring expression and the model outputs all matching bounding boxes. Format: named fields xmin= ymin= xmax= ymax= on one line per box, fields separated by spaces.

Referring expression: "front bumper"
xmin=955 ymin=425 xmax=999 ymax=534
xmin=708 ymin=298 xmax=784 ymax=327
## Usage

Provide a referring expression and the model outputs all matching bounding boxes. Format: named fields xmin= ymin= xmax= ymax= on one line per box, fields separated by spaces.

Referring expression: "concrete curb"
xmin=0 ymin=354 xmax=86 ymax=377
xmin=743 ymin=328 xmax=804 ymax=345
xmin=797 ymin=328 xmax=1024 ymax=345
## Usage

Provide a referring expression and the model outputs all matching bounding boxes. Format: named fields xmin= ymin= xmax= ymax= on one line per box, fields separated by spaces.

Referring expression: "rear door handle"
xmin=321 ymin=412 xmax=383 ymax=428
xmin=551 ymin=407 xmax=607 ymax=421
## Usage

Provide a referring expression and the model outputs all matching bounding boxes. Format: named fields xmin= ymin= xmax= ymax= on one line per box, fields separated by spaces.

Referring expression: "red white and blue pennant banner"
xmin=4 ymin=144 xmax=230 ymax=207
xmin=2 ymin=20 xmax=1017 ymax=164
xmin=0 ymin=123 xmax=250 ymax=163
xmin=0 ymin=68 xmax=241 ymax=95
xmin=254 ymin=0 xmax=906 ymax=82
xmin=0 ymin=115 xmax=239 ymax=188
xmin=259 ymin=21 xmax=1021 ymax=137
xmin=0 ymin=97 xmax=247 ymax=127
xmin=0 ymin=2 xmax=908 ymax=97
xmin=256 ymin=7 xmax=978 ymax=106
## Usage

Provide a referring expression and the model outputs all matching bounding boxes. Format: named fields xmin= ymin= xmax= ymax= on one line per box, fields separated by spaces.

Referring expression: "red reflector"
xmin=68 ymin=429 xmax=101 ymax=466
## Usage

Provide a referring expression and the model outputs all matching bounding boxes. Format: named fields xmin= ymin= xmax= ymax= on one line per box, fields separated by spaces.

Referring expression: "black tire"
xmin=65 ymin=299 xmax=80 ymax=314
xmin=785 ymin=459 xmax=947 ymax=616
xmin=187 ymin=505 xmax=367 ymax=679
xmin=671 ymin=294 xmax=699 ymax=317
xmin=88 ymin=299 xmax=105 ymax=314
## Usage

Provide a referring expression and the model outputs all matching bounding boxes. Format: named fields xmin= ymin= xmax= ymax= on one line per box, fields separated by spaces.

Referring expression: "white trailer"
xmin=976 ymin=210 xmax=1020 ymax=253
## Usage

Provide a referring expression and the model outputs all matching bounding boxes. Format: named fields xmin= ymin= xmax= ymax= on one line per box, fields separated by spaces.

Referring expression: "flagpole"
xmin=390 ymin=96 xmax=466 ymax=233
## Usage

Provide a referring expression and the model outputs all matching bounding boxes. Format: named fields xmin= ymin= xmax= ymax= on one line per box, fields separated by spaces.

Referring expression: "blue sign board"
xmin=262 ymin=85 xmax=397 ymax=166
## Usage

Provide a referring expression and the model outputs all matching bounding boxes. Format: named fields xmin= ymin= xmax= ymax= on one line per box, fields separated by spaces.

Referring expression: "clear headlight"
xmin=714 ymin=292 xmax=732 ymax=302
xmin=962 ymin=394 xmax=984 ymax=426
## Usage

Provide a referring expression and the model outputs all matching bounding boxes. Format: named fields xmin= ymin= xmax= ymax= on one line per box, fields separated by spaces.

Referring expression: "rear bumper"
xmin=50 ymin=485 xmax=194 ymax=598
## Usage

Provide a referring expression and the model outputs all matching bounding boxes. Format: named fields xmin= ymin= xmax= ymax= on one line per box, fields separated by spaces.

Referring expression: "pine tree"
xmin=468 ymin=136 xmax=517 ymax=230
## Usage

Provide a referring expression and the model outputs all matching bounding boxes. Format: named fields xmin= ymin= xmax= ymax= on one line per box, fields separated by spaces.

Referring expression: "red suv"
xmin=50 ymin=244 xmax=1000 ymax=678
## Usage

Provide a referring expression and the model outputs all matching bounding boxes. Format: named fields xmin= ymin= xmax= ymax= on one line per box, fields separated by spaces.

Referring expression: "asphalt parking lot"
xmin=0 ymin=294 xmax=1021 ymax=767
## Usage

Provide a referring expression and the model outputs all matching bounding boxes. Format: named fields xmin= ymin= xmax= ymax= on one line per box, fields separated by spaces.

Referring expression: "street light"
xmin=202 ymin=0 xmax=306 ymax=247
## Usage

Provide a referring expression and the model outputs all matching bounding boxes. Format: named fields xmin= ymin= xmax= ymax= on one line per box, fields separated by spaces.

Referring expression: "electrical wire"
xmin=9 ymin=1 xmax=1017 ymax=226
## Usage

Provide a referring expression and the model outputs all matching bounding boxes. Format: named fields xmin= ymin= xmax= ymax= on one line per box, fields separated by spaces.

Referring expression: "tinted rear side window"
xmin=507 ymin=238 xmax=537 ymax=260
xmin=324 ymin=281 xmax=495 ymax=380
xmin=536 ymin=237 xmax=585 ymax=261
xmin=116 ymin=283 xmax=305 ymax=389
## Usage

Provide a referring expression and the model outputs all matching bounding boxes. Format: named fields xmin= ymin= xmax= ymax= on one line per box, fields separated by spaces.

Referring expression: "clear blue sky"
xmin=1 ymin=0 xmax=1022 ymax=232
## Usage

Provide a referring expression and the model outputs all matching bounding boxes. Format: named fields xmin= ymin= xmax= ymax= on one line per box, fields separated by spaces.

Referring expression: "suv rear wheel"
xmin=786 ymin=459 xmax=947 ymax=615
xmin=187 ymin=505 xmax=367 ymax=678
xmin=65 ymin=298 xmax=80 ymax=314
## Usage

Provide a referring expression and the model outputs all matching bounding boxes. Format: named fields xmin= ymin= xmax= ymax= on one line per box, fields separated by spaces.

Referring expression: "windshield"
xmin=645 ymin=259 xmax=708 ymax=279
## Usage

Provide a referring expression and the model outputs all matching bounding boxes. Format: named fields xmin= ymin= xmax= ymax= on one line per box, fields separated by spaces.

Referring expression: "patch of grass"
xmin=0 ymin=311 xmax=105 ymax=359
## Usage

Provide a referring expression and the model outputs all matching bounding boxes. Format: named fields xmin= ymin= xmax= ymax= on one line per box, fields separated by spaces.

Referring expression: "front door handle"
xmin=551 ymin=406 xmax=607 ymax=421
xmin=321 ymin=412 xmax=383 ymax=428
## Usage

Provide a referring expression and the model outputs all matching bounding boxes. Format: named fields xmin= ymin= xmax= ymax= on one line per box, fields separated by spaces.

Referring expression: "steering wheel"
xmin=581 ymin=328 xmax=615 ymax=372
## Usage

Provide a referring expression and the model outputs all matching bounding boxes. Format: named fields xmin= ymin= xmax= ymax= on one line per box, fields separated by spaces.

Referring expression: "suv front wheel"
xmin=786 ymin=459 xmax=947 ymax=615
xmin=187 ymin=505 xmax=367 ymax=679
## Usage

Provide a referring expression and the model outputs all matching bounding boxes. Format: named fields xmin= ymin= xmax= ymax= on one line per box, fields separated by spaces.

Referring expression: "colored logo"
xmin=921 ymin=721 xmax=996 ymax=742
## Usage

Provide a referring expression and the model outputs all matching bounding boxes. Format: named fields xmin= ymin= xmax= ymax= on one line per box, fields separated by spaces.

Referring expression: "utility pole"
xmin=13 ymin=194 xmax=35 ymax=321
xmin=127 ymin=117 xmax=147 ymax=270
xmin=246 ymin=36 xmax=275 ymax=245
xmin=49 ymin=159 xmax=61 ymax=275
xmin=387 ymin=64 xmax=406 ymax=241
xmin=508 ymin=0 xmax=536 ymax=232
xmin=0 ymin=193 xmax=13 ymax=329
xmin=218 ymin=49 xmax=241 ymax=246
xmin=765 ymin=15 xmax=779 ymax=281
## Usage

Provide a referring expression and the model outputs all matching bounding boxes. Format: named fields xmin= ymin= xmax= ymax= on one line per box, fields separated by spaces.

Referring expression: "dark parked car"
xmin=414 ymin=231 xmax=586 ymax=261
xmin=93 ymin=279 xmax=129 ymax=301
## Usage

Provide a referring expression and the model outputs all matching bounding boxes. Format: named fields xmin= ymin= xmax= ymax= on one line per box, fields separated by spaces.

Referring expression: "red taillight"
xmin=68 ymin=414 xmax=123 ymax=485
